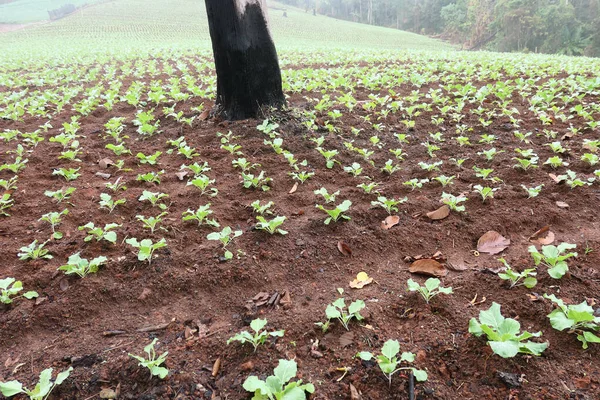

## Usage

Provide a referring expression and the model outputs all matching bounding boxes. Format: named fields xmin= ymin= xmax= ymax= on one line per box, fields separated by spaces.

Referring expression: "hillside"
xmin=0 ymin=0 xmax=453 ymax=57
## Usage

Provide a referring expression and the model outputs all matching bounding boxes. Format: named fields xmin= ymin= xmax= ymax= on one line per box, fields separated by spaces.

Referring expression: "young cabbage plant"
xmin=58 ymin=253 xmax=107 ymax=278
xmin=370 ymin=196 xmax=407 ymax=215
xmin=138 ymin=190 xmax=168 ymax=210
xmin=227 ymin=318 xmax=284 ymax=352
xmin=317 ymin=298 xmax=365 ymax=331
xmin=78 ymin=222 xmax=120 ymax=244
xmin=18 ymin=240 xmax=52 ymax=261
xmin=241 ymin=171 xmax=272 ymax=191
xmin=497 ymin=258 xmax=537 ymax=288
xmin=316 ymin=200 xmax=352 ymax=225
xmin=52 ymin=167 xmax=80 ymax=182
xmin=125 ymin=238 xmax=167 ymax=266
xmin=39 ymin=209 xmax=69 ymax=239
xmin=314 ymin=187 xmax=339 ymax=204
xmin=99 ymin=193 xmax=126 ymax=213
xmin=357 ymin=181 xmax=380 ymax=194
xmin=243 ymin=359 xmax=314 ymax=400
xmin=529 ymin=242 xmax=577 ymax=279
xmin=136 ymin=212 xmax=168 ymax=233
xmin=468 ymin=302 xmax=548 ymax=358
xmin=250 ymin=200 xmax=274 ymax=215
xmin=441 ymin=192 xmax=468 ymax=212
xmin=182 ymin=204 xmax=219 ymax=227
xmin=473 ymin=185 xmax=497 ymax=202
xmin=406 ymin=278 xmax=453 ymax=304
xmin=356 ymin=340 xmax=427 ymax=387
xmin=0 ymin=366 xmax=73 ymax=400
xmin=543 ymin=294 xmax=600 ymax=349
xmin=128 ymin=338 xmax=169 ymax=379
xmin=207 ymin=226 xmax=242 ymax=260
xmin=521 ymin=184 xmax=543 ymax=198
xmin=0 ymin=278 xmax=38 ymax=304
xmin=44 ymin=187 xmax=76 ymax=204
xmin=255 ymin=216 xmax=287 ymax=235
xmin=187 ymin=174 xmax=218 ymax=197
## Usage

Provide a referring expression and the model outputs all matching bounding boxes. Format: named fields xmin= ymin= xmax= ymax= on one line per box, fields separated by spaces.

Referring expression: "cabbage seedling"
xmin=543 ymin=294 xmax=600 ymax=349
xmin=406 ymin=278 xmax=453 ymax=304
xmin=344 ymin=162 xmax=362 ymax=177
xmin=468 ymin=302 xmax=548 ymax=358
xmin=529 ymin=242 xmax=577 ymax=279
xmin=44 ymin=187 xmax=76 ymax=204
xmin=58 ymin=253 xmax=107 ymax=278
xmin=289 ymin=170 xmax=314 ymax=183
xmin=79 ymin=222 xmax=120 ymax=244
xmin=241 ymin=171 xmax=272 ymax=191
xmin=0 ymin=194 xmax=14 ymax=216
xmin=227 ymin=318 xmax=284 ymax=352
xmin=473 ymin=185 xmax=497 ymax=202
xmin=521 ymin=184 xmax=543 ymax=198
xmin=0 ymin=278 xmax=38 ymax=304
xmin=357 ymin=181 xmax=380 ymax=194
xmin=381 ymin=159 xmax=400 ymax=174
xmin=255 ymin=216 xmax=287 ymax=235
xmin=39 ymin=209 xmax=68 ymax=239
xmin=187 ymin=174 xmax=218 ymax=197
xmin=136 ymin=171 xmax=163 ymax=185
xmin=52 ymin=167 xmax=80 ymax=181
xmin=497 ymin=258 xmax=537 ymax=288
xmin=136 ymin=151 xmax=162 ymax=165
xmin=18 ymin=240 xmax=52 ymax=261
xmin=356 ymin=340 xmax=427 ymax=387
xmin=99 ymin=193 xmax=126 ymax=213
xmin=207 ymin=226 xmax=242 ymax=260
xmin=316 ymin=200 xmax=351 ymax=225
xmin=136 ymin=212 xmax=168 ymax=233
xmin=243 ymin=359 xmax=314 ymax=400
xmin=319 ymin=298 xmax=365 ymax=331
xmin=371 ymin=196 xmax=407 ymax=215
xmin=441 ymin=192 xmax=467 ymax=212
xmin=138 ymin=190 xmax=168 ymax=210
xmin=128 ymin=338 xmax=168 ymax=379
xmin=125 ymin=238 xmax=167 ymax=266
xmin=182 ymin=204 xmax=219 ymax=227
xmin=314 ymin=187 xmax=339 ymax=204
xmin=0 ymin=366 xmax=72 ymax=399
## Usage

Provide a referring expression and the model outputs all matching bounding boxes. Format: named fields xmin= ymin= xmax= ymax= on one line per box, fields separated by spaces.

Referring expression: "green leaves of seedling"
xmin=227 ymin=318 xmax=285 ymax=352
xmin=316 ymin=199 xmax=351 ymax=225
xmin=320 ymin=298 xmax=365 ymax=331
xmin=242 ymin=359 xmax=314 ymax=400
xmin=207 ymin=226 xmax=242 ymax=260
xmin=356 ymin=339 xmax=427 ymax=386
xmin=0 ymin=366 xmax=72 ymax=400
xmin=468 ymin=302 xmax=548 ymax=358
xmin=58 ymin=253 xmax=107 ymax=278
xmin=255 ymin=216 xmax=287 ymax=235
xmin=529 ymin=242 xmax=577 ymax=279
xmin=544 ymin=294 xmax=600 ymax=349
xmin=125 ymin=238 xmax=167 ymax=266
xmin=128 ymin=338 xmax=169 ymax=379
xmin=406 ymin=278 xmax=453 ymax=304
xmin=0 ymin=277 xmax=38 ymax=304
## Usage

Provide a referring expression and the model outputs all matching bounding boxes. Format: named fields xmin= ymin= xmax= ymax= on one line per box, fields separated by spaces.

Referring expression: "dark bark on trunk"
xmin=204 ymin=0 xmax=285 ymax=120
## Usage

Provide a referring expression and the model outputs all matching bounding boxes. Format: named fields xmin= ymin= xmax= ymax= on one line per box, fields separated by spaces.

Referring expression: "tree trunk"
xmin=204 ymin=0 xmax=285 ymax=120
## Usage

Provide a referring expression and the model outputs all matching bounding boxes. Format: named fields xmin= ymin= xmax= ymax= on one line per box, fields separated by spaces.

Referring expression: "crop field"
xmin=1 ymin=0 xmax=600 ymax=399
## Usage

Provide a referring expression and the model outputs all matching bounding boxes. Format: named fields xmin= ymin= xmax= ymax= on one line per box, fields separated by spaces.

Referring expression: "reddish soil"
xmin=1 ymin=62 xmax=600 ymax=400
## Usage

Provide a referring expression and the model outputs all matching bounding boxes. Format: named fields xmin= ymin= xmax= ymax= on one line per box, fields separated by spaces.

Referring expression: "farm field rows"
xmin=1 ymin=1 xmax=600 ymax=399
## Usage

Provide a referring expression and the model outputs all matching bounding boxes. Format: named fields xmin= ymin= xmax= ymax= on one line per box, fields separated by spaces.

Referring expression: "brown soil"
xmin=1 ymin=61 xmax=600 ymax=400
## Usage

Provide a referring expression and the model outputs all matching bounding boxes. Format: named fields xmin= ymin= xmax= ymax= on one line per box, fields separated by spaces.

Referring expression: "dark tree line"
xmin=278 ymin=0 xmax=600 ymax=57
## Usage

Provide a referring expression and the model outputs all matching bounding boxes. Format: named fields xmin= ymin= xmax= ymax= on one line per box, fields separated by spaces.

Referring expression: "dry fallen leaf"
xmin=349 ymin=272 xmax=373 ymax=289
xmin=548 ymin=173 xmax=562 ymax=184
xmin=426 ymin=205 xmax=450 ymax=220
xmin=339 ymin=331 xmax=355 ymax=348
xmin=337 ymin=241 xmax=352 ymax=257
xmin=199 ymin=109 xmax=210 ymax=121
xmin=446 ymin=257 xmax=470 ymax=271
xmin=409 ymin=259 xmax=448 ymax=277
xmin=175 ymin=171 xmax=188 ymax=181
xmin=381 ymin=215 xmax=400 ymax=230
xmin=98 ymin=158 xmax=114 ymax=169
xmin=289 ymin=182 xmax=298 ymax=194
xmin=212 ymin=357 xmax=221 ymax=377
xmin=529 ymin=225 xmax=555 ymax=245
xmin=556 ymin=201 xmax=569 ymax=208
xmin=477 ymin=231 xmax=510 ymax=255
xmin=350 ymin=383 xmax=362 ymax=400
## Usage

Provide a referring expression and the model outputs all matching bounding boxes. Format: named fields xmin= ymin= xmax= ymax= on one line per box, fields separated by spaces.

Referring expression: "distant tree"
xmin=204 ymin=0 xmax=285 ymax=120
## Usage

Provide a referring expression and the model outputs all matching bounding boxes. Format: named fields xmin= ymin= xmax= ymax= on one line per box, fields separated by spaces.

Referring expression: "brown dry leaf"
xmin=426 ymin=205 xmax=450 ymax=220
xmin=561 ymin=132 xmax=575 ymax=141
xmin=477 ymin=231 xmax=510 ymax=255
xmin=98 ymin=158 xmax=114 ymax=169
xmin=381 ymin=215 xmax=400 ymax=230
xmin=184 ymin=326 xmax=195 ymax=340
xmin=529 ymin=226 xmax=555 ymax=245
xmin=548 ymin=173 xmax=561 ymax=184
xmin=556 ymin=201 xmax=569 ymax=208
xmin=199 ymin=109 xmax=210 ymax=121
xmin=409 ymin=259 xmax=448 ymax=277
xmin=446 ymin=257 xmax=469 ymax=271
xmin=280 ymin=290 xmax=292 ymax=308
xmin=175 ymin=171 xmax=188 ymax=181
xmin=99 ymin=389 xmax=117 ymax=399
xmin=339 ymin=331 xmax=355 ymax=348
xmin=95 ymin=172 xmax=111 ymax=179
xmin=289 ymin=182 xmax=298 ymax=194
xmin=350 ymin=383 xmax=362 ymax=400
xmin=59 ymin=278 xmax=70 ymax=292
xmin=349 ymin=272 xmax=373 ymax=289
xmin=212 ymin=358 xmax=221 ymax=377
xmin=337 ymin=241 xmax=352 ymax=257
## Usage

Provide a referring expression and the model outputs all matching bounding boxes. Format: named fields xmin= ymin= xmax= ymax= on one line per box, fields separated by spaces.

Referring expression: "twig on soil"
xmin=136 ymin=318 xmax=175 ymax=332
xmin=102 ymin=339 xmax=136 ymax=353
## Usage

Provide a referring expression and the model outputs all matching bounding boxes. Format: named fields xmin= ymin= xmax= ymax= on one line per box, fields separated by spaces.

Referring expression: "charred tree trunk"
xmin=204 ymin=0 xmax=285 ymax=120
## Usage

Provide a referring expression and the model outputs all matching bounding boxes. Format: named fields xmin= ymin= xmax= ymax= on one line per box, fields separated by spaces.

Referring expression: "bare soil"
xmin=1 ymin=65 xmax=599 ymax=400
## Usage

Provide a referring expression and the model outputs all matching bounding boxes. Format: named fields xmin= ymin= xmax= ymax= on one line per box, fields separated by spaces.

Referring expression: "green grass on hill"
xmin=0 ymin=0 xmax=453 ymax=58
xmin=0 ymin=0 xmax=104 ymax=24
